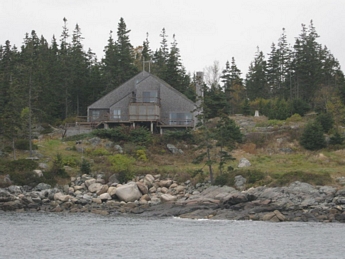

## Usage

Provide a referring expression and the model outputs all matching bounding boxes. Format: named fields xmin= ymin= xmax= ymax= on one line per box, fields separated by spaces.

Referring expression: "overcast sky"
xmin=1 ymin=0 xmax=344 ymax=76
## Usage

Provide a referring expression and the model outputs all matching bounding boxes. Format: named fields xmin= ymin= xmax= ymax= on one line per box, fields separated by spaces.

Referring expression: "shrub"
xmin=162 ymin=129 xmax=195 ymax=144
xmin=129 ymin=127 xmax=152 ymax=145
xmin=136 ymin=149 xmax=148 ymax=161
xmin=80 ymin=158 xmax=91 ymax=174
xmin=50 ymin=154 xmax=69 ymax=178
xmin=108 ymin=154 xmax=135 ymax=183
xmin=300 ymin=121 xmax=326 ymax=150
xmin=286 ymin=113 xmax=302 ymax=123
xmin=14 ymin=139 xmax=38 ymax=150
xmin=91 ymin=148 xmax=111 ymax=156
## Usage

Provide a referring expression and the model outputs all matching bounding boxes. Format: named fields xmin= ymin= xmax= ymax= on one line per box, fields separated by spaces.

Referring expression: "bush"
xmin=129 ymin=127 xmax=152 ymax=145
xmin=136 ymin=149 xmax=148 ymax=161
xmin=108 ymin=154 xmax=135 ymax=183
xmin=286 ymin=113 xmax=302 ymax=123
xmin=14 ymin=139 xmax=38 ymax=150
xmin=162 ymin=129 xmax=195 ymax=144
xmin=50 ymin=154 xmax=69 ymax=178
xmin=300 ymin=121 xmax=326 ymax=150
xmin=80 ymin=158 xmax=91 ymax=174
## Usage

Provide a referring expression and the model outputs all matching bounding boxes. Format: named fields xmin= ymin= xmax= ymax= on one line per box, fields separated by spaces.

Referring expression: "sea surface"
xmin=0 ymin=211 xmax=344 ymax=259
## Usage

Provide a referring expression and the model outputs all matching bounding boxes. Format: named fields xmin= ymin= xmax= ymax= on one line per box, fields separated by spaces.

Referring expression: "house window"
xmin=169 ymin=113 xmax=192 ymax=125
xmin=91 ymin=110 xmax=100 ymax=120
xmin=143 ymin=91 xmax=158 ymax=103
xmin=113 ymin=109 xmax=121 ymax=120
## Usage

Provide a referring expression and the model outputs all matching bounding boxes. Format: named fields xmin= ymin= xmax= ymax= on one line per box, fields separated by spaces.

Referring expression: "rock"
xmin=8 ymin=185 xmax=24 ymax=194
xmin=114 ymin=145 xmax=123 ymax=154
xmin=1 ymin=200 xmax=23 ymax=211
xmin=166 ymin=144 xmax=183 ymax=154
xmin=85 ymin=178 xmax=96 ymax=188
xmin=234 ymin=175 xmax=246 ymax=190
xmin=159 ymin=179 xmax=173 ymax=188
xmin=89 ymin=137 xmax=101 ymax=146
xmin=88 ymin=183 xmax=103 ymax=193
xmin=96 ymin=185 xmax=108 ymax=196
xmin=262 ymin=212 xmax=280 ymax=222
xmin=238 ymin=157 xmax=251 ymax=168
xmin=108 ymin=174 xmax=120 ymax=185
xmin=222 ymin=192 xmax=248 ymax=206
xmin=99 ymin=193 xmax=111 ymax=201
xmin=54 ymin=193 xmax=70 ymax=202
xmin=115 ymin=183 xmax=142 ymax=202
xmin=144 ymin=174 xmax=155 ymax=188
xmin=107 ymin=187 xmax=117 ymax=197
xmin=274 ymin=210 xmax=286 ymax=221
xmin=33 ymin=183 xmax=52 ymax=191
xmin=161 ymin=194 xmax=177 ymax=202
xmin=161 ymin=187 xmax=168 ymax=194
xmin=33 ymin=170 xmax=43 ymax=177
xmin=0 ymin=188 xmax=16 ymax=202
xmin=136 ymin=182 xmax=148 ymax=194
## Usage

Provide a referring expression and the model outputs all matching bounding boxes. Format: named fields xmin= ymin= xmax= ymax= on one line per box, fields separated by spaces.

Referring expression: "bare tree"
xmin=204 ymin=60 xmax=221 ymax=89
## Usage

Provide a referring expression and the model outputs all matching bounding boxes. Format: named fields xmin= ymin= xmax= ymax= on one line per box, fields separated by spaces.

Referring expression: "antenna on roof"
xmin=143 ymin=57 xmax=152 ymax=73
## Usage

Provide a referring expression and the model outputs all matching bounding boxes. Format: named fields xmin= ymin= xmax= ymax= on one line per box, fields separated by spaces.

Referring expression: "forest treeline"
xmin=1 ymin=18 xmax=345 ymax=141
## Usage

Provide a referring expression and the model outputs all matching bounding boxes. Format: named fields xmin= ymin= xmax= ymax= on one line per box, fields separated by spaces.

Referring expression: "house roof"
xmin=88 ymin=71 xmax=195 ymax=109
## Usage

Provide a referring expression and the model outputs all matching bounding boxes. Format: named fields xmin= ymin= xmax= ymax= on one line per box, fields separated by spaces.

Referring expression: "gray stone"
xmin=0 ymin=188 xmax=16 ymax=202
xmin=114 ymin=145 xmax=123 ymax=154
xmin=238 ymin=157 xmax=251 ymax=168
xmin=8 ymin=185 xmax=24 ymax=194
xmin=99 ymin=193 xmax=111 ymax=201
xmin=108 ymin=174 xmax=119 ymax=185
xmin=88 ymin=183 xmax=103 ymax=193
xmin=89 ymin=137 xmax=101 ymax=146
xmin=38 ymin=163 xmax=49 ymax=169
xmin=167 ymin=144 xmax=183 ymax=154
xmin=234 ymin=175 xmax=246 ymax=190
xmin=115 ymin=183 xmax=142 ymax=202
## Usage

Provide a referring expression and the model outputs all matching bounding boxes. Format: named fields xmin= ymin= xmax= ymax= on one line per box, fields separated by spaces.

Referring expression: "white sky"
xmin=1 ymin=0 xmax=344 ymax=77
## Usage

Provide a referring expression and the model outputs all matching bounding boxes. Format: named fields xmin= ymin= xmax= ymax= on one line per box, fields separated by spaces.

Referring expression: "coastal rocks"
xmin=115 ymin=183 xmax=142 ymax=202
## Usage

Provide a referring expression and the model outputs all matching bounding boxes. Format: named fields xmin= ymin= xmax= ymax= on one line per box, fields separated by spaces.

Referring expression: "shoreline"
xmin=1 ymin=173 xmax=345 ymax=223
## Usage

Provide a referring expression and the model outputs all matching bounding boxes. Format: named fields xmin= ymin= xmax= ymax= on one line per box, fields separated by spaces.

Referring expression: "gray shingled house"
xmin=87 ymin=71 xmax=202 ymax=133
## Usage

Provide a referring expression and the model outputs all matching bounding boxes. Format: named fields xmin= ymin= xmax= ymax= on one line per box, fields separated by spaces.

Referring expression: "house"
xmin=87 ymin=71 xmax=203 ymax=134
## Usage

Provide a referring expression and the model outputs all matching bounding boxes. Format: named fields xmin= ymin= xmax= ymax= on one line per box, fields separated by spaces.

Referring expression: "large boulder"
xmin=115 ymin=183 xmax=142 ymax=202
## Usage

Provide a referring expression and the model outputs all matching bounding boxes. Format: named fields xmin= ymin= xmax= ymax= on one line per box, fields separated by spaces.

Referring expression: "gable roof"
xmin=88 ymin=71 xmax=195 ymax=109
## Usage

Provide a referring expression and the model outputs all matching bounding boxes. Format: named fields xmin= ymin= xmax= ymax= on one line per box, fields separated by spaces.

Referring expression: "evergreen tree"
xmin=300 ymin=121 xmax=326 ymax=150
xmin=245 ymin=48 xmax=269 ymax=100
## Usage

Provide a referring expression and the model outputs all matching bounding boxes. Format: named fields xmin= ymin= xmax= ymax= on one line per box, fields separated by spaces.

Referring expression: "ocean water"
xmin=0 ymin=211 xmax=344 ymax=259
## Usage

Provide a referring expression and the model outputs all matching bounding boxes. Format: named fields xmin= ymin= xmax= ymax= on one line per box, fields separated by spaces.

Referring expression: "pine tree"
xmin=245 ymin=48 xmax=269 ymax=100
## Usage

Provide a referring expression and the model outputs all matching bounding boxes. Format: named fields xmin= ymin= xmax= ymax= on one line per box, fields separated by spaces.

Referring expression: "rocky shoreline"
xmin=1 ymin=173 xmax=345 ymax=223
